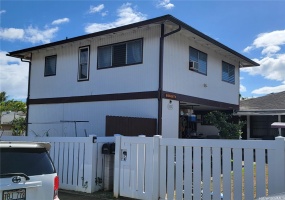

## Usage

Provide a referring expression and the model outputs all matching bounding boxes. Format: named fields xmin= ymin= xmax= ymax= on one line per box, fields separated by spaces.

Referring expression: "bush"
xmin=204 ymin=111 xmax=245 ymax=139
xmin=11 ymin=117 xmax=26 ymax=136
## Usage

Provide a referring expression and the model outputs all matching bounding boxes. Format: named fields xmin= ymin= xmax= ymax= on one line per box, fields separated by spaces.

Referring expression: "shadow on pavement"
xmin=59 ymin=189 xmax=134 ymax=200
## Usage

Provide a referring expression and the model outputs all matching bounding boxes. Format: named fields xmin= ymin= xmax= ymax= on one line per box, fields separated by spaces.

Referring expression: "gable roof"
xmin=237 ymin=91 xmax=285 ymax=115
xmin=7 ymin=14 xmax=259 ymax=67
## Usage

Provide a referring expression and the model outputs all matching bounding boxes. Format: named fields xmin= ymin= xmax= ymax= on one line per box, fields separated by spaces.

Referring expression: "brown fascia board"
xmin=7 ymin=14 xmax=259 ymax=67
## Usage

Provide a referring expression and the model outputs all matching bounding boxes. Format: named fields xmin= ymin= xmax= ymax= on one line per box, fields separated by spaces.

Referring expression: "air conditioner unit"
xmin=189 ymin=61 xmax=199 ymax=70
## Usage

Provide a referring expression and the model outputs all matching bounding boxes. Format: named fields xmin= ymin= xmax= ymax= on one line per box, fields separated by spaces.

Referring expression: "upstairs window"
xmin=44 ymin=55 xmax=56 ymax=76
xmin=78 ymin=46 xmax=90 ymax=81
xmin=222 ymin=61 xmax=235 ymax=84
xmin=98 ymin=39 xmax=143 ymax=69
xmin=189 ymin=47 xmax=207 ymax=75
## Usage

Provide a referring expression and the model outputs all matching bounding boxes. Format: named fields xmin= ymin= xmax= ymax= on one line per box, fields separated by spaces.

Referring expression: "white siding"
xmin=29 ymin=26 xmax=160 ymax=99
xmin=27 ymin=99 xmax=158 ymax=137
xmin=161 ymin=99 xmax=179 ymax=138
xmin=163 ymin=32 xmax=240 ymax=105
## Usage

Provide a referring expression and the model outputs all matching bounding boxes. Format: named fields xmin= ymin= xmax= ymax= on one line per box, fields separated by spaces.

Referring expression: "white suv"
xmin=0 ymin=141 xmax=59 ymax=200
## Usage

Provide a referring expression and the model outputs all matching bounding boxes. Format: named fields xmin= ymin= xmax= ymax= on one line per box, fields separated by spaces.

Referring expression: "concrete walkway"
xmin=59 ymin=189 xmax=134 ymax=200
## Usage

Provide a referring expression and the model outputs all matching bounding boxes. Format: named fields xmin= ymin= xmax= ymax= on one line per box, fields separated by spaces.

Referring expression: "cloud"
xmin=24 ymin=26 xmax=59 ymax=43
xmin=0 ymin=28 xmax=25 ymax=40
xmin=51 ymin=18 xmax=70 ymax=25
xmin=242 ymin=29 xmax=285 ymax=96
xmin=243 ymin=30 xmax=285 ymax=56
xmin=0 ymin=51 xmax=29 ymax=100
xmin=251 ymin=83 xmax=285 ymax=95
xmin=0 ymin=26 xmax=58 ymax=44
xmin=157 ymin=0 xmax=174 ymax=10
xmin=101 ymin=11 xmax=108 ymax=17
xmin=242 ymin=54 xmax=285 ymax=82
xmin=0 ymin=10 xmax=6 ymax=14
xmin=89 ymin=4 xmax=104 ymax=14
xmin=85 ymin=3 xmax=147 ymax=33
xmin=240 ymin=84 xmax=246 ymax=93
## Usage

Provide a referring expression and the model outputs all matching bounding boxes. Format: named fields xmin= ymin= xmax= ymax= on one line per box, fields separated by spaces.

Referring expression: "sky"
xmin=0 ymin=0 xmax=285 ymax=101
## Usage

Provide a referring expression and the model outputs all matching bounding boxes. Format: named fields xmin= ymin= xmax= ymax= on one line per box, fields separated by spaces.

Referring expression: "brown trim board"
xmin=162 ymin=91 xmax=239 ymax=110
xmin=28 ymin=90 xmax=239 ymax=110
xmin=28 ymin=91 xmax=159 ymax=105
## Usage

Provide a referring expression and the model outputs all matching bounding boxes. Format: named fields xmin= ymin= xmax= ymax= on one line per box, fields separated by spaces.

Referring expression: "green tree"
xmin=0 ymin=91 xmax=8 ymax=102
xmin=0 ymin=91 xmax=27 ymax=136
xmin=0 ymin=100 xmax=26 ymax=113
xmin=11 ymin=117 xmax=26 ymax=136
xmin=0 ymin=91 xmax=26 ymax=113
xmin=204 ymin=111 xmax=245 ymax=139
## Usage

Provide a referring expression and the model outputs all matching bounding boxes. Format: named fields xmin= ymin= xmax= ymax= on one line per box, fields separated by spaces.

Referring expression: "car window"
xmin=0 ymin=148 xmax=56 ymax=176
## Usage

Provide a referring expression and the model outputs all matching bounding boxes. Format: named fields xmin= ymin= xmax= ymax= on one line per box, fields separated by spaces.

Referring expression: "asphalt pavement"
xmin=59 ymin=189 xmax=134 ymax=200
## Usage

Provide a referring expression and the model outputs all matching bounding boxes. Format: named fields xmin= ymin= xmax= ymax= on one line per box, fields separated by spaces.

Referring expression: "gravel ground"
xmin=59 ymin=189 xmax=134 ymax=200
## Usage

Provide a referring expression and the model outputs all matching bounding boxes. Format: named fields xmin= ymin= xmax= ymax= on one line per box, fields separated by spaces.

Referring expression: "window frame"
xmin=97 ymin=38 xmax=143 ymax=69
xmin=222 ymin=61 xmax=235 ymax=84
xmin=189 ymin=46 xmax=207 ymax=75
xmin=44 ymin=55 xmax=57 ymax=77
xmin=78 ymin=45 xmax=90 ymax=81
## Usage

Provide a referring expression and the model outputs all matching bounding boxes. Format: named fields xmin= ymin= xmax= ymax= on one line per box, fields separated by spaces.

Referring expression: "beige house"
xmin=0 ymin=111 xmax=26 ymax=136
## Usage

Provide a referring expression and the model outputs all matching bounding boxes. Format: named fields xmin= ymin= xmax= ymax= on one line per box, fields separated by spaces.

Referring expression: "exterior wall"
xmin=246 ymin=114 xmax=285 ymax=139
xmin=27 ymin=99 xmax=158 ymax=137
xmin=163 ymin=32 xmax=240 ymax=105
xmin=161 ymin=99 xmax=179 ymax=138
xmin=29 ymin=26 xmax=160 ymax=99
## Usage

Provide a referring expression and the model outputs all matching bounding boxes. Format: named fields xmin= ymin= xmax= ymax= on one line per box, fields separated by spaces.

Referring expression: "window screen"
xmin=78 ymin=46 xmax=89 ymax=81
xmin=189 ymin=47 xmax=207 ymax=74
xmin=98 ymin=39 xmax=143 ymax=69
xmin=44 ymin=55 xmax=56 ymax=76
xmin=222 ymin=61 xmax=235 ymax=84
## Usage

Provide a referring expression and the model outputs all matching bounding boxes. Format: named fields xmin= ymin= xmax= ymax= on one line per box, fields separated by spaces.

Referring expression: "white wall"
xmin=197 ymin=123 xmax=219 ymax=136
xmin=29 ymin=26 xmax=160 ymax=99
xmin=161 ymin=99 xmax=179 ymax=138
xmin=163 ymin=32 xmax=240 ymax=105
xmin=27 ymin=99 xmax=158 ymax=137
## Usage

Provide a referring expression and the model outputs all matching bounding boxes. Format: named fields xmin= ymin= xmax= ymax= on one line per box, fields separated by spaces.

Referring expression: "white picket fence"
xmin=1 ymin=135 xmax=115 ymax=193
xmin=114 ymin=135 xmax=285 ymax=200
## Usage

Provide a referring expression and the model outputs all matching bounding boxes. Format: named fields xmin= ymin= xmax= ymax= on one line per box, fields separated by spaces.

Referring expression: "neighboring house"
xmin=236 ymin=91 xmax=285 ymax=139
xmin=7 ymin=15 xmax=258 ymax=138
xmin=0 ymin=111 xmax=26 ymax=136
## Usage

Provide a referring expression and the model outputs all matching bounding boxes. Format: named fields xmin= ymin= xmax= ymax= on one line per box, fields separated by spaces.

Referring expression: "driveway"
xmin=59 ymin=189 xmax=134 ymax=200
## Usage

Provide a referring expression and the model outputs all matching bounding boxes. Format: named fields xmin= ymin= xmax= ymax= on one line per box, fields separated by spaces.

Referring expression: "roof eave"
xmin=7 ymin=14 xmax=259 ymax=67
xmin=7 ymin=15 xmax=171 ymax=58
xmin=165 ymin=16 xmax=259 ymax=67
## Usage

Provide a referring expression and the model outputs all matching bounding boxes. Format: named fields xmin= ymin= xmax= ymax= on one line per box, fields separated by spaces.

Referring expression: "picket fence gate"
xmin=1 ymin=135 xmax=115 ymax=193
xmin=114 ymin=135 xmax=285 ymax=200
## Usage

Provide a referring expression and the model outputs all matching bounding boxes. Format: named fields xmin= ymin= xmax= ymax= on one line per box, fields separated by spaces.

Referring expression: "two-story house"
xmin=8 ymin=15 xmax=259 ymax=138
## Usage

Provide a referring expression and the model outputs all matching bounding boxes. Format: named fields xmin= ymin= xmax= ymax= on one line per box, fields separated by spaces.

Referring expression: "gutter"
xmin=157 ymin=23 xmax=181 ymax=135
xmin=21 ymin=56 xmax=32 ymax=136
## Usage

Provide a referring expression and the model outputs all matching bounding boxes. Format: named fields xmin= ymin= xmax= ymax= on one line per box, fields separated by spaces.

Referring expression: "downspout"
xmin=158 ymin=23 xmax=181 ymax=135
xmin=21 ymin=55 xmax=32 ymax=136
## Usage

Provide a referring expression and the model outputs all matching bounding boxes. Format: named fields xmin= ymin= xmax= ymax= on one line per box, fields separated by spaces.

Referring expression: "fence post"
xmin=152 ymin=135 xmax=161 ymax=200
xmin=274 ymin=136 xmax=285 ymax=193
xmin=113 ymin=135 xmax=122 ymax=198
xmin=82 ymin=135 xmax=97 ymax=193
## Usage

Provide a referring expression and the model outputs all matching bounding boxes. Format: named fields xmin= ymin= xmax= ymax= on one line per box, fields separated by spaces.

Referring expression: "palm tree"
xmin=0 ymin=91 xmax=8 ymax=102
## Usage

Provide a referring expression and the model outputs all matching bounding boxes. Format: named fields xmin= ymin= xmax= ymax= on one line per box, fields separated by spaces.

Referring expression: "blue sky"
xmin=1 ymin=0 xmax=285 ymax=100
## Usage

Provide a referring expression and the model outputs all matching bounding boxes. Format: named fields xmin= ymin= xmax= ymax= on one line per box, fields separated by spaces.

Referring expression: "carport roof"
xmin=7 ymin=15 xmax=259 ymax=67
